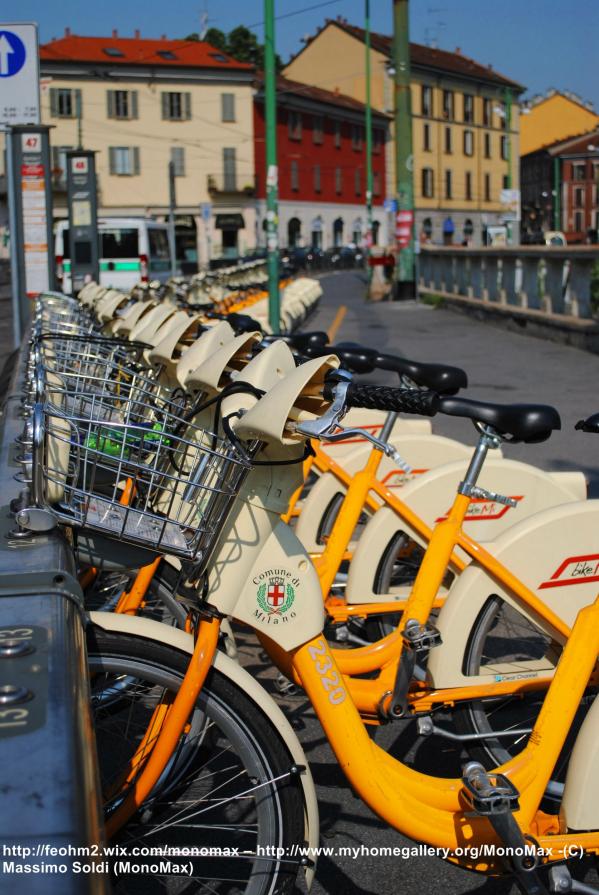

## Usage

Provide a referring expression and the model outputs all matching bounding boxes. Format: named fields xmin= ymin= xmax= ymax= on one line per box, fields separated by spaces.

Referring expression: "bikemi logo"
xmin=254 ymin=569 xmax=297 ymax=624
xmin=539 ymin=553 xmax=599 ymax=589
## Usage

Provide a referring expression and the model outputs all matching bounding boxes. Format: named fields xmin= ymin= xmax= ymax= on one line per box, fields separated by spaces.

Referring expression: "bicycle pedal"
xmin=402 ymin=619 xmax=442 ymax=652
xmin=461 ymin=761 xmax=520 ymax=815
xmin=274 ymin=672 xmax=298 ymax=697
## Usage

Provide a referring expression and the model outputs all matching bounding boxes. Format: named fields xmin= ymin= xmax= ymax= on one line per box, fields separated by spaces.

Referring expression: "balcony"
xmin=207 ymin=173 xmax=256 ymax=198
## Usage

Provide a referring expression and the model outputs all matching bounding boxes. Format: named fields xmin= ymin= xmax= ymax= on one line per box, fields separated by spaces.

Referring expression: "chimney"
xmin=112 ymin=29 xmax=118 ymax=38
xmin=134 ymin=29 xmax=140 ymax=39
xmin=161 ymin=34 xmax=167 ymax=40
xmin=64 ymin=27 xmax=71 ymax=37
xmin=455 ymin=46 xmax=461 ymax=54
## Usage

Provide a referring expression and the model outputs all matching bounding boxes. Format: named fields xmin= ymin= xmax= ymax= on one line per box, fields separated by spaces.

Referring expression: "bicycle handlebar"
xmin=340 ymin=382 xmax=440 ymax=416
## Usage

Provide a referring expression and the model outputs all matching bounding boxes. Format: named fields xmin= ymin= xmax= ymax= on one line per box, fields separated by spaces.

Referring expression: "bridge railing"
xmin=418 ymin=246 xmax=599 ymax=320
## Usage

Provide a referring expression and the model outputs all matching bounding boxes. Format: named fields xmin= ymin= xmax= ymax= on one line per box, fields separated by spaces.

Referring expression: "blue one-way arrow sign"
xmin=0 ymin=23 xmax=40 ymax=126
xmin=0 ymin=31 xmax=26 ymax=77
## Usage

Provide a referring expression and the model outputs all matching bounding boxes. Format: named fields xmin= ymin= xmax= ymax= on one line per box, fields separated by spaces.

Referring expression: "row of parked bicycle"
xmin=15 ymin=278 xmax=599 ymax=894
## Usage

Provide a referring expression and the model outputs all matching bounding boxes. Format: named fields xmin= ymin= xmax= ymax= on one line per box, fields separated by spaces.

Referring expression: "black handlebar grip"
xmin=344 ymin=383 xmax=440 ymax=416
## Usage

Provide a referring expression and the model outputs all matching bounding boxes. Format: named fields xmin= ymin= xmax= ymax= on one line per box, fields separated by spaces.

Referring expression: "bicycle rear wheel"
xmin=87 ymin=625 xmax=305 ymax=895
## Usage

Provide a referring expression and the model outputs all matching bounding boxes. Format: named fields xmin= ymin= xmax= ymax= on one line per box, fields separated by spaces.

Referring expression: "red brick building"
xmin=253 ymin=75 xmax=390 ymax=249
xmin=521 ymin=127 xmax=599 ymax=243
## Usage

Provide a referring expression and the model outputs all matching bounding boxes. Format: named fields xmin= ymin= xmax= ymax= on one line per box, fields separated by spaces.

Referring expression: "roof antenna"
xmin=199 ymin=4 xmax=209 ymax=40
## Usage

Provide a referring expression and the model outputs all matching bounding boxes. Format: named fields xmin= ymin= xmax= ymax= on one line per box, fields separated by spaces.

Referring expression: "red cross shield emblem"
xmin=267 ymin=579 xmax=285 ymax=608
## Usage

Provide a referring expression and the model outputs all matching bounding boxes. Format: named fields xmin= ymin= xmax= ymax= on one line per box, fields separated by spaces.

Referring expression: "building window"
xmin=465 ymin=171 xmax=473 ymax=200
xmin=444 ymin=127 xmax=452 ymax=154
xmin=442 ymin=89 xmax=454 ymax=121
xmin=313 ymin=114 xmax=324 ymax=144
xmin=333 ymin=217 xmax=344 ymax=247
xmin=373 ymin=170 xmax=381 ymax=196
xmin=314 ymin=164 xmax=321 ymax=193
xmin=502 ymin=174 xmax=509 ymax=189
xmin=50 ymin=145 xmax=74 ymax=186
xmin=422 ymin=217 xmax=433 ymax=238
xmin=423 ymin=123 xmax=431 ymax=151
xmin=445 ymin=169 xmax=453 ymax=199
xmin=498 ymin=101 xmax=508 ymax=129
xmin=463 ymin=129 xmax=474 ymax=156
xmin=108 ymin=146 xmax=140 ymax=176
xmin=161 ymin=92 xmax=191 ymax=120
xmin=335 ymin=166 xmax=343 ymax=195
xmin=352 ymin=124 xmax=363 ymax=151
xmin=355 ymin=168 xmax=361 ymax=196
xmin=484 ymin=132 xmax=491 ymax=158
xmin=482 ymin=98 xmax=491 ymax=127
xmin=50 ymin=87 xmax=81 ymax=118
xmin=463 ymin=93 xmax=474 ymax=123
xmin=171 ymin=146 xmax=185 ymax=177
xmin=223 ymin=147 xmax=237 ymax=190
xmin=421 ymin=167 xmax=434 ymax=198
xmin=288 ymin=111 xmax=302 ymax=140
xmin=221 ymin=93 xmax=235 ymax=122
xmin=421 ymin=85 xmax=432 ymax=117
xmin=573 ymin=163 xmax=586 ymax=181
xmin=484 ymin=172 xmax=491 ymax=201
xmin=574 ymin=186 xmax=585 ymax=207
xmin=373 ymin=129 xmax=383 ymax=154
xmin=291 ymin=160 xmax=299 ymax=191
xmin=288 ymin=218 xmax=301 ymax=248
xmin=500 ymin=135 xmax=509 ymax=160
xmin=107 ymin=90 xmax=138 ymax=120
xmin=334 ymin=120 xmax=341 ymax=149
xmin=574 ymin=210 xmax=584 ymax=232
xmin=464 ymin=218 xmax=474 ymax=238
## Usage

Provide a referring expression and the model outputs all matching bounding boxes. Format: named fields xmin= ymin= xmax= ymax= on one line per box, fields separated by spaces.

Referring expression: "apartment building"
xmin=254 ymin=74 xmax=389 ymax=250
xmin=284 ymin=18 xmax=525 ymax=246
xmin=36 ymin=30 xmax=257 ymax=262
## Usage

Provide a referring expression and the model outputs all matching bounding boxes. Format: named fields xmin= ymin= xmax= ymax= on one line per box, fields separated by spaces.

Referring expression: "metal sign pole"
xmin=5 ymin=128 xmax=23 ymax=347
xmin=168 ymin=160 xmax=177 ymax=277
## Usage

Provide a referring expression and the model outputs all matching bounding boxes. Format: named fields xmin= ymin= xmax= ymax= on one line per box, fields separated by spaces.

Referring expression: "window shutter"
xmin=106 ymin=90 xmax=115 ymax=118
xmin=108 ymin=147 xmax=117 ymax=175
xmin=132 ymin=147 xmax=140 ymax=175
xmin=184 ymin=92 xmax=192 ymax=120
xmin=161 ymin=93 xmax=169 ymax=119
xmin=131 ymin=90 xmax=138 ymax=119
xmin=74 ymin=89 xmax=82 ymax=119
xmin=49 ymin=88 xmax=59 ymax=117
xmin=221 ymin=93 xmax=234 ymax=121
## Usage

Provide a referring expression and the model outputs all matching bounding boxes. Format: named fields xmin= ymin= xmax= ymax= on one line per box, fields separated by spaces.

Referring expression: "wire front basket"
xmin=31 ymin=396 xmax=253 ymax=567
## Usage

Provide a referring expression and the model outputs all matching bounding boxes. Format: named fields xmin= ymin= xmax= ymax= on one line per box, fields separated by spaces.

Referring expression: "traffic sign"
xmin=0 ymin=23 xmax=40 ymax=127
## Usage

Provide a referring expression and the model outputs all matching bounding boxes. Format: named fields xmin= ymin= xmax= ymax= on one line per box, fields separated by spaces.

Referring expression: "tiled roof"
xmin=254 ymin=73 xmax=391 ymax=117
xmin=40 ymin=35 xmax=254 ymax=71
xmin=541 ymin=127 xmax=599 ymax=156
xmin=308 ymin=20 xmax=525 ymax=92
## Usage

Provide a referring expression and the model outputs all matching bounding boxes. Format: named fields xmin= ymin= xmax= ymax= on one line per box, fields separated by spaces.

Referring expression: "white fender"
xmin=345 ymin=457 xmax=584 ymax=604
xmin=427 ymin=499 xmax=599 ymax=688
xmin=88 ymin=610 xmax=318 ymax=887
xmin=562 ymin=695 xmax=599 ymax=831
xmin=295 ymin=433 xmax=474 ymax=554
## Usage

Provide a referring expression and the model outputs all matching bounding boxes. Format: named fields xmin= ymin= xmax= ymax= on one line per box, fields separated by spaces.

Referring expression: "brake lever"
xmin=294 ymin=375 xmax=412 ymax=474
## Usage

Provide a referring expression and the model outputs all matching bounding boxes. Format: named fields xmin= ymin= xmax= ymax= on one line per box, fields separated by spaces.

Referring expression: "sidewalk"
xmin=308 ymin=271 xmax=599 ymax=493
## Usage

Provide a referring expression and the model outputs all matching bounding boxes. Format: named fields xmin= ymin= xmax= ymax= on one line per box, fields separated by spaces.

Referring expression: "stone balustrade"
xmin=418 ymin=246 xmax=599 ymax=320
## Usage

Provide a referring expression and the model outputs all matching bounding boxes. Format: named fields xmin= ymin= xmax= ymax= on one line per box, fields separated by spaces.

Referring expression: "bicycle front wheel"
xmin=87 ymin=625 xmax=305 ymax=895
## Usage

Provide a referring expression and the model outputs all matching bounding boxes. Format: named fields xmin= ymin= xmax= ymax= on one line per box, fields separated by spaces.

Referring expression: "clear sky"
xmin=10 ymin=0 xmax=599 ymax=109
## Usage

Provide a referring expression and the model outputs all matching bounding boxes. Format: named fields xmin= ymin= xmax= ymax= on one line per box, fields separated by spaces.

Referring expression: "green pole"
xmin=553 ymin=156 xmax=561 ymax=230
xmin=365 ymin=0 xmax=374 ymax=286
xmin=505 ymin=87 xmax=513 ymax=243
xmin=393 ymin=0 xmax=415 ymax=299
xmin=264 ymin=0 xmax=280 ymax=332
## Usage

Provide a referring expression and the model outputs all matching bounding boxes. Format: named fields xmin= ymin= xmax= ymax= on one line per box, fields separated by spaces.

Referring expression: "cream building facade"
xmin=284 ymin=19 xmax=525 ymax=246
xmin=30 ymin=32 xmax=257 ymax=263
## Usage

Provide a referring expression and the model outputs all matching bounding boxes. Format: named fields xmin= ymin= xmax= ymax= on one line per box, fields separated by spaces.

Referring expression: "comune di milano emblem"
xmin=256 ymin=575 xmax=296 ymax=619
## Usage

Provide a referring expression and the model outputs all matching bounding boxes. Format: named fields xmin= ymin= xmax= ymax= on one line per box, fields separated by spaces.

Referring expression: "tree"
xmin=183 ymin=25 xmax=282 ymax=71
